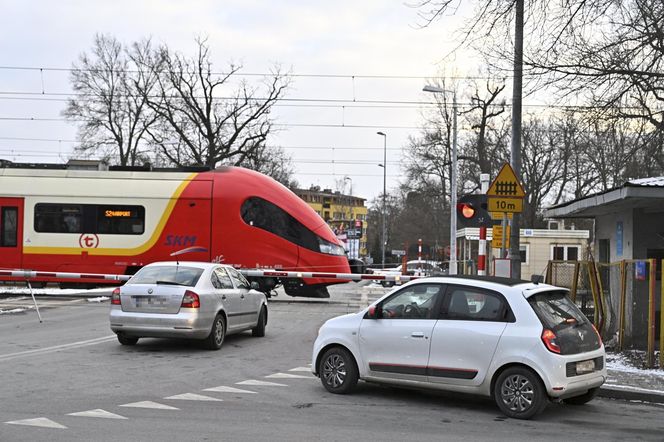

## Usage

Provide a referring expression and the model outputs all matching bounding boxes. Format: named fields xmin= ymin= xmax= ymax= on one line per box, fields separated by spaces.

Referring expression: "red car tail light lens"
xmin=592 ymin=324 xmax=603 ymax=345
xmin=541 ymin=328 xmax=561 ymax=354
xmin=111 ymin=288 xmax=121 ymax=305
xmin=181 ymin=290 xmax=200 ymax=309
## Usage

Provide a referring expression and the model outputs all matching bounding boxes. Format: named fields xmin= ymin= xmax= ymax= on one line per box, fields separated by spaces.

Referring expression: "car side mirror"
xmin=366 ymin=305 xmax=382 ymax=319
xmin=250 ymin=281 xmax=261 ymax=291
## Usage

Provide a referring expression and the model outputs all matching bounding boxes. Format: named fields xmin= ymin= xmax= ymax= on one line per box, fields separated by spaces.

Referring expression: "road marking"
xmin=165 ymin=393 xmax=223 ymax=401
xmin=120 ymin=401 xmax=179 ymax=410
xmin=203 ymin=386 xmax=257 ymax=394
xmin=5 ymin=417 xmax=67 ymax=429
xmin=68 ymin=409 xmax=127 ymax=419
xmin=266 ymin=373 xmax=314 ymax=379
xmin=288 ymin=366 xmax=312 ymax=372
xmin=0 ymin=335 xmax=116 ymax=362
xmin=236 ymin=380 xmax=288 ymax=387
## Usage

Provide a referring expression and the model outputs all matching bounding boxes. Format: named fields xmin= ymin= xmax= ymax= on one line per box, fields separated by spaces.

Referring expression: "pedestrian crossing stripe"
xmin=5 ymin=417 xmax=67 ymax=429
xmin=236 ymin=379 xmax=288 ymax=386
xmin=68 ymin=409 xmax=127 ymax=419
xmin=203 ymin=386 xmax=257 ymax=394
xmin=120 ymin=401 xmax=179 ymax=410
xmin=265 ymin=373 xmax=314 ymax=379
xmin=165 ymin=393 xmax=223 ymax=401
xmin=288 ymin=366 xmax=312 ymax=372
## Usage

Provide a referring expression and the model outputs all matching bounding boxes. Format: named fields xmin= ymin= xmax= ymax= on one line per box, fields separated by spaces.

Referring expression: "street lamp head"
xmin=376 ymin=131 xmax=386 ymax=136
xmin=423 ymin=85 xmax=446 ymax=94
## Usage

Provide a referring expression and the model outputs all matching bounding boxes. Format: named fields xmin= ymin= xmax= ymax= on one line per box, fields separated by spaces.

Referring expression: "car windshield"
xmin=528 ymin=290 xmax=588 ymax=331
xmin=129 ymin=265 xmax=204 ymax=287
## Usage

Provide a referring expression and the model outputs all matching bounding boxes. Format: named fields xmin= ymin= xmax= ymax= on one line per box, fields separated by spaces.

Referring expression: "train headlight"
xmin=318 ymin=238 xmax=346 ymax=256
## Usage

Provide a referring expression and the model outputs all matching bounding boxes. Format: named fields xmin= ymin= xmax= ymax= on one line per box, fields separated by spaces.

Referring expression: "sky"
xmin=0 ymin=0 xmax=479 ymax=204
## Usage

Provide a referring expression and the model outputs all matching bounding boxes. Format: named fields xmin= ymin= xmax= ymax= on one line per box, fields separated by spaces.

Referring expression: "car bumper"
xmin=109 ymin=307 xmax=215 ymax=340
xmin=541 ymin=349 xmax=607 ymax=399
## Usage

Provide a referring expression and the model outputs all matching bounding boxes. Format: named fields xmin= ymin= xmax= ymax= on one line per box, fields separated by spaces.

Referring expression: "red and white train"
xmin=0 ymin=163 xmax=357 ymax=297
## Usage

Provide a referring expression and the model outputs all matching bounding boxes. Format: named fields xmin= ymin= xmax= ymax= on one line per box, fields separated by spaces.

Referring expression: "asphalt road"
xmin=1 ymin=284 xmax=663 ymax=442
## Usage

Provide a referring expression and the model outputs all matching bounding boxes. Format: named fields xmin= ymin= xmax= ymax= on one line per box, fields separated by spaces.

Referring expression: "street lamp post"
xmin=423 ymin=85 xmax=457 ymax=275
xmin=377 ymin=131 xmax=387 ymax=268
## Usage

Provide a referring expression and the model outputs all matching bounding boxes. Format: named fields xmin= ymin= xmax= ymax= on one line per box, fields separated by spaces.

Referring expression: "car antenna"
xmin=169 ymin=246 xmax=209 ymax=266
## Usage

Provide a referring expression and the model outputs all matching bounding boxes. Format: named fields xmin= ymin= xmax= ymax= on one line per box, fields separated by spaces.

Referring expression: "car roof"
xmin=144 ymin=261 xmax=228 ymax=270
xmin=411 ymin=275 xmax=556 ymax=293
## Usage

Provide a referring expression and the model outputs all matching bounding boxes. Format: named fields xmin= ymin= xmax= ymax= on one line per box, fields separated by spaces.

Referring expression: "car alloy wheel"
xmin=323 ymin=354 xmax=346 ymax=388
xmin=319 ymin=347 xmax=358 ymax=394
xmin=501 ymin=373 xmax=535 ymax=412
xmin=494 ymin=367 xmax=547 ymax=419
xmin=204 ymin=314 xmax=225 ymax=350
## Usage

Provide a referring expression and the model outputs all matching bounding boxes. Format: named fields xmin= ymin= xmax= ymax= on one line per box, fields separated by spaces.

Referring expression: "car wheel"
xmin=252 ymin=306 xmax=267 ymax=337
xmin=381 ymin=281 xmax=394 ymax=288
xmin=494 ymin=367 xmax=548 ymax=419
xmin=319 ymin=347 xmax=358 ymax=394
xmin=204 ymin=314 xmax=226 ymax=350
xmin=564 ymin=387 xmax=599 ymax=405
xmin=117 ymin=334 xmax=138 ymax=346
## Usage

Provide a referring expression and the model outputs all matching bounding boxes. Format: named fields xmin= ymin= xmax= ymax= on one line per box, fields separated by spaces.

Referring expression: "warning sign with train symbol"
xmin=487 ymin=163 xmax=525 ymax=213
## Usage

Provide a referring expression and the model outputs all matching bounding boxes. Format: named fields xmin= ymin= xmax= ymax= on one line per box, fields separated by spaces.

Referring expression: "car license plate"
xmin=576 ymin=359 xmax=595 ymax=374
xmin=133 ymin=296 xmax=165 ymax=307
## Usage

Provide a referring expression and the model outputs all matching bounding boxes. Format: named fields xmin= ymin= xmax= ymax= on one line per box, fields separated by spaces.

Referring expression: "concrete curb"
xmin=599 ymin=385 xmax=664 ymax=404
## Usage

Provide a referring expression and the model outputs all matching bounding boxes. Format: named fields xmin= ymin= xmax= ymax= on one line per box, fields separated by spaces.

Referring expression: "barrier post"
xmin=478 ymin=227 xmax=487 ymax=276
xmin=618 ymin=260 xmax=627 ymax=351
xmin=570 ymin=261 xmax=580 ymax=303
xmin=647 ymin=259 xmax=656 ymax=368
xmin=27 ymin=280 xmax=43 ymax=323
xmin=660 ymin=259 xmax=663 ymax=369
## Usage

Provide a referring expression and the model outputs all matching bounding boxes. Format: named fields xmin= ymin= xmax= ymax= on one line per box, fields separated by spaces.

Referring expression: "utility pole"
xmin=509 ymin=0 xmax=524 ymax=279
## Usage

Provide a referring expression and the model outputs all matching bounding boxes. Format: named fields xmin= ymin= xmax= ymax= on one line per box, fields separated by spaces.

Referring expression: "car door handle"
xmin=411 ymin=332 xmax=425 ymax=338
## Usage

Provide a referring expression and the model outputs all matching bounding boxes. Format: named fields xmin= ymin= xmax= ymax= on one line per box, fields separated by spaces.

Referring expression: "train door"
xmin=0 ymin=197 xmax=23 ymax=269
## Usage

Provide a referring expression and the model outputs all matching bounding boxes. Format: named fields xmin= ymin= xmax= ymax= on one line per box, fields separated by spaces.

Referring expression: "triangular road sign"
xmin=487 ymin=163 xmax=525 ymax=197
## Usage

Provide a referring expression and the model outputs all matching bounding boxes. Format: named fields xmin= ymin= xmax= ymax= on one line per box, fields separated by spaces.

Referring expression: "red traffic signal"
xmin=456 ymin=194 xmax=491 ymax=227
xmin=458 ymin=203 xmax=476 ymax=219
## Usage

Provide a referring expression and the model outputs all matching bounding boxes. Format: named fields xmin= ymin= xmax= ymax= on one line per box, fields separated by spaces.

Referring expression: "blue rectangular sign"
xmin=616 ymin=221 xmax=623 ymax=257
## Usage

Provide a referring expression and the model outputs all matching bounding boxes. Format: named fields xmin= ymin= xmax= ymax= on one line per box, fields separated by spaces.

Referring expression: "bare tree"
xmin=139 ymin=38 xmax=290 ymax=169
xmin=63 ymin=34 xmax=159 ymax=166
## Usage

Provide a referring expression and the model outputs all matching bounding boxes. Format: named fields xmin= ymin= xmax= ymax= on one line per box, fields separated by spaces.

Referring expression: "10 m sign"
xmin=488 ymin=197 xmax=523 ymax=213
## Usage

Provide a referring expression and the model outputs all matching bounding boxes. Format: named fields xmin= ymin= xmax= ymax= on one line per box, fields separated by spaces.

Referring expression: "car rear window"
xmin=528 ymin=290 xmax=600 ymax=354
xmin=129 ymin=266 xmax=204 ymax=287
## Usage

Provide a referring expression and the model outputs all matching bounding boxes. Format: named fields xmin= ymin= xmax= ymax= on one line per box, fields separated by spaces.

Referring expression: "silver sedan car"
xmin=110 ymin=261 xmax=268 ymax=350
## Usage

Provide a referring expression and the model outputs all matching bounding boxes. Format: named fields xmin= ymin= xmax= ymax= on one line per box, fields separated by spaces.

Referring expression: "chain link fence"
xmin=546 ymin=259 xmax=662 ymax=369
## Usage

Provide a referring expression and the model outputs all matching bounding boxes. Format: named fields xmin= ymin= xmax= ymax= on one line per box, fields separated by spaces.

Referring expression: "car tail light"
xmin=111 ymin=288 xmax=121 ymax=305
xmin=541 ymin=328 xmax=561 ymax=354
xmin=181 ymin=290 xmax=200 ymax=309
xmin=592 ymin=324 xmax=603 ymax=345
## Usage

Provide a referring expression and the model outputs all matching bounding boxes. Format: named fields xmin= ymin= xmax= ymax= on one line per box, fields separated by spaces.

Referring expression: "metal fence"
xmin=546 ymin=259 xmax=662 ymax=369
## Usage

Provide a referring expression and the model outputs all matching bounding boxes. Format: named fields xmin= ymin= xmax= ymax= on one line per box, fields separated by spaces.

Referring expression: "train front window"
xmin=34 ymin=203 xmax=145 ymax=235
xmin=241 ymin=197 xmax=346 ymax=256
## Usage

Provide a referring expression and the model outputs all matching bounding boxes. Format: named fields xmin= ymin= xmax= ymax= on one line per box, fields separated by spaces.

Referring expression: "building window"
xmin=551 ymin=245 xmax=580 ymax=261
xmin=519 ymin=244 xmax=529 ymax=265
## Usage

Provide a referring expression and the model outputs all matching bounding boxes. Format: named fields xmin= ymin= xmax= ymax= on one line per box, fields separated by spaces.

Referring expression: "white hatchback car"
xmin=110 ymin=261 xmax=268 ymax=350
xmin=312 ymin=276 xmax=606 ymax=419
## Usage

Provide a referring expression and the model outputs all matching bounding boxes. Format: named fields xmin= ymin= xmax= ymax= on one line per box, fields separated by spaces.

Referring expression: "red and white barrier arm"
xmin=0 ymin=269 xmax=131 ymax=282
xmin=1 ymin=268 xmax=422 ymax=284
xmin=240 ymin=269 xmax=423 ymax=283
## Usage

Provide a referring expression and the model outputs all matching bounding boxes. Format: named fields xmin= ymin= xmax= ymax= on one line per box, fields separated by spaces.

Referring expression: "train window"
xmin=240 ymin=197 xmax=345 ymax=256
xmin=1 ymin=207 xmax=18 ymax=247
xmin=96 ymin=205 xmax=145 ymax=235
xmin=34 ymin=203 xmax=144 ymax=235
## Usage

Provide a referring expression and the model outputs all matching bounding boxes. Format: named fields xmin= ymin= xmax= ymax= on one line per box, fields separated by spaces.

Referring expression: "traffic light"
xmin=457 ymin=194 xmax=492 ymax=227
